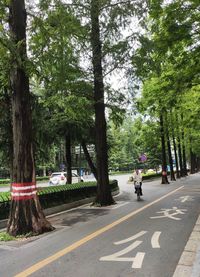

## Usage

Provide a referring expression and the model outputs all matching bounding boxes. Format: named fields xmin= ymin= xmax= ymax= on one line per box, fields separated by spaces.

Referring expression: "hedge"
xmin=143 ymin=173 xmax=162 ymax=180
xmin=0 ymin=180 xmax=118 ymax=220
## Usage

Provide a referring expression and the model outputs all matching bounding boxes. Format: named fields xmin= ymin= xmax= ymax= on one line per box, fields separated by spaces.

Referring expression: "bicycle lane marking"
xmin=15 ymin=186 xmax=184 ymax=277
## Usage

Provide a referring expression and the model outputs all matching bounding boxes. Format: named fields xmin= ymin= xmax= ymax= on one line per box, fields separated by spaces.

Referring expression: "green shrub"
xmin=0 ymin=232 xmax=16 ymax=241
xmin=143 ymin=173 xmax=162 ymax=180
xmin=0 ymin=180 xmax=119 ymax=220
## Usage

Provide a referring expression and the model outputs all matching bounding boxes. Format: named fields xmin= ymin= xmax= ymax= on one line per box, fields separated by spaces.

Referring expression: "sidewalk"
xmin=173 ymin=214 xmax=200 ymax=277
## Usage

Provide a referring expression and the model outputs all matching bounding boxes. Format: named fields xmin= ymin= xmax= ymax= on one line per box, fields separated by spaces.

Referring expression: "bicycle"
xmin=134 ymin=181 xmax=142 ymax=201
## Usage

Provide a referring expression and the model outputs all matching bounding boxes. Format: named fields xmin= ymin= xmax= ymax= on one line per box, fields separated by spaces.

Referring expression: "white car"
xmin=49 ymin=172 xmax=84 ymax=186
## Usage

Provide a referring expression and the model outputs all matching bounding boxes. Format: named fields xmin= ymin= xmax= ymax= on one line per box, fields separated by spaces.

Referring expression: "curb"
xmin=173 ymin=215 xmax=200 ymax=277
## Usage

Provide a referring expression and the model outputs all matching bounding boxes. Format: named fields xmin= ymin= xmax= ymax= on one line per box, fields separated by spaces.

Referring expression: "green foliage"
xmin=0 ymin=232 xmax=16 ymax=241
xmin=131 ymin=0 xmax=200 ymax=167
xmin=28 ymin=1 xmax=95 ymax=170
xmin=108 ymin=116 xmax=162 ymax=171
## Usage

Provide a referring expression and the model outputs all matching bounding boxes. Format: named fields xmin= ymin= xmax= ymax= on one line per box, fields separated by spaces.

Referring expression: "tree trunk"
xmin=81 ymin=140 xmax=98 ymax=180
xmin=4 ymin=88 xmax=14 ymax=186
xmin=176 ymin=113 xmax=184 ymax=177
xmin=196 ymin=157 xmax=200 ymax=172
xmin=166 ymin=126 xmax=176 ymax=181
xmin=90 ymin=0 xmax=114 ymax=205
xmin=7 ymin=0 xmax=53 ymax=236
xmin=65 ymin=133 xmax=72 ymax=184
xmin=172 ymin=130 xmax=180 ymax=178
xmin=190 ymin=148 xmax=196 ymax=174
xmin=177 ymin=134 xmax=184 ymax=177
xmin=181 ymin=124 xmax=188 ymax=176
xmin=170 ymin=111 xmax=180 ymax=179
xmin=160 ymin=113 xmax=169 ymax=184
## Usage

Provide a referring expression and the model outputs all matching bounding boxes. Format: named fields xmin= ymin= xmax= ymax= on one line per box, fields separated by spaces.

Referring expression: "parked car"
xmin=49 ymin=172 xmax=84 ymax=186
xmin=71 ymin=172 xmax=84 ymax=183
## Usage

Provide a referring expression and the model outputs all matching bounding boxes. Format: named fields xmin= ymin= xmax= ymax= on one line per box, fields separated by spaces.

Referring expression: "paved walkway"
xmin=173 ymin=214 xmax=200 ymax=277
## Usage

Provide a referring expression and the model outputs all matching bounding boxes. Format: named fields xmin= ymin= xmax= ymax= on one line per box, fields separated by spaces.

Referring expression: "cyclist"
xmin=133 ymin=169 xmax=143 ymax=195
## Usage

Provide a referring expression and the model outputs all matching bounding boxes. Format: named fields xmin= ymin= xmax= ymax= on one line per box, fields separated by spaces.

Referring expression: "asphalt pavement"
xmin=0 ymin=173 xmax=200 ymax=277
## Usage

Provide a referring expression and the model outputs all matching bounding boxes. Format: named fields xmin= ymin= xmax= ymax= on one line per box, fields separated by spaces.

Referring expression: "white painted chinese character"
xmin=100 ymin=231 xmax=161 ymax=268
xmin=150 ymin=206 xmax=187 ymax=221
xmin=175 ymin=196 xmax=194 ymax=203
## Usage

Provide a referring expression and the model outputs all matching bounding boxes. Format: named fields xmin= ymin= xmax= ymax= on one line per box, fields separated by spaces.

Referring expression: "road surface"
xmin=0 ymin=173 xmax=200 ymax=277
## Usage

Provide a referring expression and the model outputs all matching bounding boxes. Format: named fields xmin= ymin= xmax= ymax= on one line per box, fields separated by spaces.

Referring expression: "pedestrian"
xmin=133 ymin=169 xmax=143 ymax=195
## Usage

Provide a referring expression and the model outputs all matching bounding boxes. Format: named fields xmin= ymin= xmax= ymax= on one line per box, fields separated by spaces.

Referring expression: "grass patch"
xmin=0 ymin=231 xmax=33 ymax=241
xmin=0 ymin=232 xmax=16 ymax=241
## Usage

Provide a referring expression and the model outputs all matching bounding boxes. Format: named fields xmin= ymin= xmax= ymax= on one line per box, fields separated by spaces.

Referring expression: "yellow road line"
xmin=15 ymin=185 xmax=184 ymax=277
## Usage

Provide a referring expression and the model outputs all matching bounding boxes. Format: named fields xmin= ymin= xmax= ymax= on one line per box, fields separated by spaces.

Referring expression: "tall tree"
xmin=90 ymin=0 xmax=114 ymax=205
xmin=7 ymin=0 xmax=53 ymax=236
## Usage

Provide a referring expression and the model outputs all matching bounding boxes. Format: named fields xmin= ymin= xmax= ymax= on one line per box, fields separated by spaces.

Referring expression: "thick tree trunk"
xmin=3 ymin=88 xmax=14 ymax=185
xmin=81 ymin=140 xmax=98 ymax=180
xmin=65 ymin=133 xmax=72 ymax=184
xmin=160 ymin=113 xmax=169 ymax=184
xmin=7 ymin=0 xmax=53 ymax=236
xmin=90 ymin=0 xmax=114 ymax=205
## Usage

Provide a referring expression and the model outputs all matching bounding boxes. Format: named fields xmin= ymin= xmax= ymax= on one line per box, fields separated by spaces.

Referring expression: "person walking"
xmin=133 ymin=169 xmax=143 ymax=195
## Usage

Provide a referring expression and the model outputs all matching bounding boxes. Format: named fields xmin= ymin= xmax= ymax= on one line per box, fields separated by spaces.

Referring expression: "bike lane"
xmin=15 ymin=179 xmax=200 ymax=277
xmin=0 ymin=175 xmax=199 ymax=277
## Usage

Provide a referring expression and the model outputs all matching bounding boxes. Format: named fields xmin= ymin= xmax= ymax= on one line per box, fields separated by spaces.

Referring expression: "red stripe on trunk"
xmin=12 ymin=188 xmax=37 ymax=194
xmin=11 ymin=195 xmax=36 ymax=201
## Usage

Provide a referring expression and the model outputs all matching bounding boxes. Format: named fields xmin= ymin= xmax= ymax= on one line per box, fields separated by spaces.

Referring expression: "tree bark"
xmin=190 ymin=148 xmax=196 ymax=174
xmin=166 ymin=126 xmax=176 ymax=181
xmin=176 ymin=113 xmax=184 ymax=177
xmin=181 ymin=122 xmax=188 ymax=176
xmin=196 ymin=157 xmax=200 ymax=172
xmin=172 ymin=134 xmax=180 ymax=178
xmin=81 ymin=140 xmax=98 ymax=180
xmin=160 ymin=113 xmax=169 ymax=184
xmin=7 ymin=0 xmax=53 ymax=236
xmin=90 ymin=0 xmax=114 ymax=205
xmin=65 ymin=133 xmax=72 ymax=184
xmin=170 ymin=111 xmax=180 ymax=178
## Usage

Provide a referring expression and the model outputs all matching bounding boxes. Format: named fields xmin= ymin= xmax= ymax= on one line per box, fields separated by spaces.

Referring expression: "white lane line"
xmin=133 ymin=252 xmax=145 ymax=268
xmin=100 ymin=240 xmax=142 ymax=262
xmin=114 ymin=231 xmax=147 ymax=245
xmin=151 ymin=231 xmax=161 ymax=248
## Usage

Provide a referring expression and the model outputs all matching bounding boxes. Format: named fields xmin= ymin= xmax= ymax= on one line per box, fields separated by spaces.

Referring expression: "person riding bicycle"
xmin=133 ymin=169 xmax=143 ymax=195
